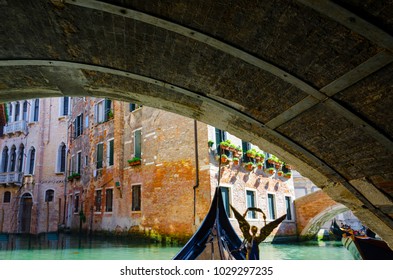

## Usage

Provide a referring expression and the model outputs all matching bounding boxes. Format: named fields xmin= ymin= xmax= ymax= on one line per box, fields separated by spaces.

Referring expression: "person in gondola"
xmin=230 ymin=204 xmax=286 ymax=260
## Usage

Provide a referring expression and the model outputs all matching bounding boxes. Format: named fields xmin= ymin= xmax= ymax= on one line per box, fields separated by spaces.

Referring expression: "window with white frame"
xmin=14 ymin=102 xmax=20 ymax=121
xmin=285 ymin=196 xmax=293 ymax=220
xmin=57 ymin=143 xmax=66 ymax=173
xmin=77 ymin=151 xmax=82 ymax=174
xmin=9 ymin=146 xmax=16 ymax=172
xmin=60 ymin=97 xmax=70 ymax=116
xmin=27 ymin=147 xmax=35 ymax=175
xmin=95 ymin=99 xmax=112 ymax=123
xmin=32 ymin=99 xmax=39 ymax=122
xmin=246 ymin=190 xmax=256 ymax=219
xmin=132 ymin=185 xmax=141 ymax=211
xmin=74 ymin=113 xmax=83 ymax=138
xmin=70 ymin=155 xmax=75 ymax=174
xmin=220 ymin=186 xmax=232 ymax=218
xmin=74 ymin=193 xmax=79 ymax=213
xmin=134 ymin=129 xmax=141 ymax=158
xmin=108 ymin=139 xmax=114 ymax=166
xmin=267 ymin=193 xmax=276 ymax=220
xmin=96 ymin=143 xmax=104 ymax=169
xmin=95 ymin=189 xmax=102 ymax=212
xmin=22 ymin=101 xmax=28 ymax=121
xmin=1 ymin=146 xmax=9 ymax=172
xmin=17 ymin=144 xmax=24 ymax=172
xmin=105 ymin=189 xmax=113 ymax=212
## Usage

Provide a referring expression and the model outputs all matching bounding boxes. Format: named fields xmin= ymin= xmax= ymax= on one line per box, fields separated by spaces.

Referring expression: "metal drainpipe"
xmin=193 ymin=120 xmax=200 ymax=226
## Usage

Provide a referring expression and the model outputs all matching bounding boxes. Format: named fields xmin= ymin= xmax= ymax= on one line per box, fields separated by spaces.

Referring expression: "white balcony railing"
xmin=4 ymin=120 xmax=28 ymax=135
xmin=0 ymin=172 xmax=24 ymax=185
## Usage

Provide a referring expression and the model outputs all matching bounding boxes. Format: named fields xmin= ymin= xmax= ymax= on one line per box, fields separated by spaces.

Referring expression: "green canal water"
xmin=0 ymin=234 xmax=354 ymax=260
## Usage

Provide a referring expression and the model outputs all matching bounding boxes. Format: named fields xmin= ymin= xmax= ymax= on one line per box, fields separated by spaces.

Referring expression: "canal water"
xmin=0 ymin=234 xmax=354 ymax=260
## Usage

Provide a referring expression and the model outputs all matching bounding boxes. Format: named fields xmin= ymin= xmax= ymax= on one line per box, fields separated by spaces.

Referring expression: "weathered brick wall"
xmin=295 ymin=190 xmax=340 ymax=238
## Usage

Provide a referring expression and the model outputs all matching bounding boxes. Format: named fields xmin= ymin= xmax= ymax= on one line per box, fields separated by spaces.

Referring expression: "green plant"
xmin=107 ymin=110 xmax=114 ymax=119
xmin=265 ymin=167 xmax=276 ymax=175
xmin=246 ymin=148 xmax=257 ymax=157
xmin=244 ymin=161 xmax=255 ymax=171
xmin=208 ymin=140 xmax=214 ymax=147
xmin=128 ymin=157 xmax=141 ymax=164
xmin=220 ymin=141 xmax=229 ymax=148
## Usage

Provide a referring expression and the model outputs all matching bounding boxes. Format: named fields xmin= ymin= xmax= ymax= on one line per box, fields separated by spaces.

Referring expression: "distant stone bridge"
xmin=295 ymin=190 xmax=347 ymax=240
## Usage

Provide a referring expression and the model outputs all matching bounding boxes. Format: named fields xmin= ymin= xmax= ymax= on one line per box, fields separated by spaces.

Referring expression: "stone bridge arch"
xmin=0 ymin=0 xmax=392 ymax=247
xmin=295 ymin=190 xmax=347 ymax=240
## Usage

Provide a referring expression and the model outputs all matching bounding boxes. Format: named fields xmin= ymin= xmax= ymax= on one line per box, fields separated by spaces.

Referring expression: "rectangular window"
xmin=96 ymin=99 xmax=112 ymax=123
xmin=215 ymin=128 xmax=226 ymax=151
xmin=129 ymin=103 xmax=136 ymax=112
xmin=74 ymin=194 xmax=79 ymax=213
xmin=132 ymin=185 xmax=141 ymax=211
xmin=129 ymin=103 xmax=142 ymax=112
xmin=74 ymin=114 xmax=83 ymax=138
xmin=96 ymin=143 xmax=103 ymax=169
xmin=285 ymin=196 xmax=292 ymax=220
xmin=134 ymin=130 xmax=142 ymax=158
xmin=246 ymin=190 xmax=256 ymax=219
xmin=60 ymin=97 xmax=69 ymax=116
xmin=105 ymin=189 xmax=113 ymax=212
xmin=242 ymin=141 xmax=251 ymax=161
xmin=77 ymin=151 xmax=82 ymax=174
xmin=95 ymin=190 xmax=102 ymax=212
xmin=268 ymin=193 xmax=276 ymax=220
xmin=220 ymin=187 xmax=231 ymax=218
xmin=108 ymin=139 xmax=114 ymax=166
xmin=96 ymin=100 xmax=104 ymax=123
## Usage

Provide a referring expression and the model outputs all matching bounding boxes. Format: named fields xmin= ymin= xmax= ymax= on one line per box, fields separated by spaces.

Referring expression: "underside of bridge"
xmin=0 ymin=0 xmax=392 ymax=247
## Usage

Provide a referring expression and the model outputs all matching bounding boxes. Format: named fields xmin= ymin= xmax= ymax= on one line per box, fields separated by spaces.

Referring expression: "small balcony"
xmin=4 ymin=120 xmax=28 ymax=135
xmin=0 ymin=172 xmax=24 ymax=185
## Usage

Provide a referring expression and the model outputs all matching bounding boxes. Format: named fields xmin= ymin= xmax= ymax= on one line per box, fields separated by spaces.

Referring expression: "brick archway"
xmin=295 ymin=190 xmax=347 ymax=240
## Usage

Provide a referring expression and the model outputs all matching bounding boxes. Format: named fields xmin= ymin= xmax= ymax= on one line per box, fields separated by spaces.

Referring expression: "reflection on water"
xmin=260 ymin=240 xmax=354 ymax=260
xmin=0 ymin=233 xmax=354 ymax=260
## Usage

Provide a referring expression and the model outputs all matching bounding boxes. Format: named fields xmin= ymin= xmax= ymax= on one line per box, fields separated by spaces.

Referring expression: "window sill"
xmin=131 ymin=210 xmax=142 ymax=214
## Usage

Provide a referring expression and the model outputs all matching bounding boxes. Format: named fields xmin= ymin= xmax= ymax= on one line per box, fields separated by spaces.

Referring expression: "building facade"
xmin=66 ymin=97 xmax=296 ymax=242
xmin=0 ymin=98 xmax=69 ymax=234
xmin=1 ymin=97 xmax=296 ymax=242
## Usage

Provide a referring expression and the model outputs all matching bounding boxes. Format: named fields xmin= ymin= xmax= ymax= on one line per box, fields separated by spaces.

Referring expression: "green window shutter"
xmin=109 ymin=139 xmax=114 ymax=166
xmin=134 ymin=130 xmax=141 ymax=158
xmin=96 ymin=143 xmax=103 ymax=169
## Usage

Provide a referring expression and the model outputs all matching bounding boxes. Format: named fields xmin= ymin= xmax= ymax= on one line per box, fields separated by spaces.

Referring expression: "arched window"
xmin=45 ymin=189 xmax=54 ymax=202
xmin=22 ymin=101 xmax=28 ymax=121
xmin=17 ymin=144 xmax=25 ymax=172
xmin=3 ymin=191 xmax=11 ymax=203
xmin=33 ymin=99 xmax=39 ymax=122
xmin=1 ymin=147 xmax=9 ymax=172
xmin=57 ymin=143 xmax=66 ymax=173
xmin=14 ymin=102 xmax=20 ymax=121
xmin=8 ymin=103 xmax=12 ymax=122
xmin=9 ymin=145 xmax=16 ymax=172
xmin=28 ymin=147 xmax=36 ymax=175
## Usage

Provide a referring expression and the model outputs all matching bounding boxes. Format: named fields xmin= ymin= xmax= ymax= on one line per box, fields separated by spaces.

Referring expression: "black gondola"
xmin=342 ymin=235 xmax=393 ymax=260
xmin=173 ymin=187 xmax=247 ymax=260
xmin=329 ymin=219 xmax=345 ymax=240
